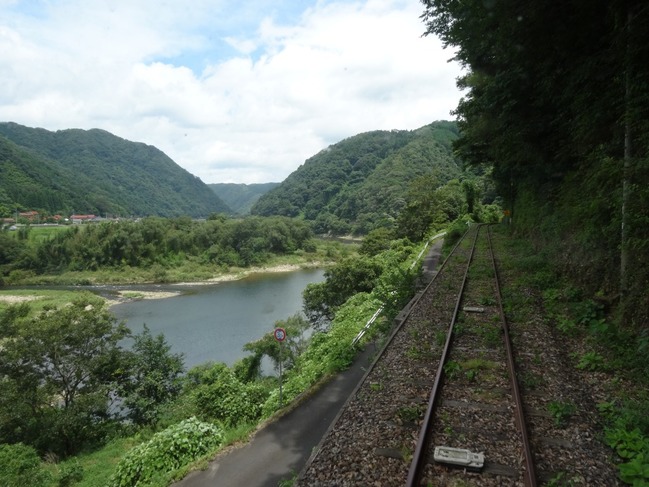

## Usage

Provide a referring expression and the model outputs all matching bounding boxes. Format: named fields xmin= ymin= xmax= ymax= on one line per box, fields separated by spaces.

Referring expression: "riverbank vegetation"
xmin=0 ymin=223 xmax=441 ymax=487
xmin=0 ymin=215 xmax=331 ymax=287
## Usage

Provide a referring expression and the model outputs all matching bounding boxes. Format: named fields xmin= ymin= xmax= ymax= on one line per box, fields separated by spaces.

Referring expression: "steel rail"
xmin=406 ymin=225 xmax=480 ymax=487
xmin=488 ymin=226 xmax=537 ymax=487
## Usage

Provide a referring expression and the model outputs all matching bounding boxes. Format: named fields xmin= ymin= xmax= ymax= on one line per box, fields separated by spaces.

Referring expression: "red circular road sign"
xmin=274 ymin=327 xmax=286 ymax=342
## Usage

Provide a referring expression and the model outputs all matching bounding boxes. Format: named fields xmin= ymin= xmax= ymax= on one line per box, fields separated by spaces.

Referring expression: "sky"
xmin=0 ymin=0 xmax=463 ymax=184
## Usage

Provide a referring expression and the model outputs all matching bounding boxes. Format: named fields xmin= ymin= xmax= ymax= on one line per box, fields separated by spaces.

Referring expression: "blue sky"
xmin=0 ymin=0 xmax=463 ymax=184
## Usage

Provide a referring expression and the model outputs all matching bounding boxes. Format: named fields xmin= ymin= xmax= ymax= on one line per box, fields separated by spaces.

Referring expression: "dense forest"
xmin=420 ymin=1 xmax=649 ymax=326
xmin=0 ymin=215 xmax=315 ymax=284
xmin=208 ymin=182 xmax=280 ymax=215
xmin=251 ymin=121 xmax=480 ymax=235
xmin=0 ymin=123 xmax=231 ymax=218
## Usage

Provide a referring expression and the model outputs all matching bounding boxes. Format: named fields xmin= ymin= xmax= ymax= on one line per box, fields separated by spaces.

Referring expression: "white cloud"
xmin=0 ymin=0 xmax=463 ymax=184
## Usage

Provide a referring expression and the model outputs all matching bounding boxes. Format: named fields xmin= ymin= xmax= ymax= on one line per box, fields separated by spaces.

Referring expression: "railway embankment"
xmin=297 ymin=225 xmax=621 ymax=486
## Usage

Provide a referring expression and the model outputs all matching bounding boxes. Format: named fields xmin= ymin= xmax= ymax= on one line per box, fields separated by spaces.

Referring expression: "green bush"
xmin=0 ymin=443 xmax=51 ymax=487
xmin=57 ymin=461 xmax=83 ymax=487
xmin=194 ymin=370 xmax=263 ymax=427
xmin=441 ymin=220 xmax=468 ymax=251
xmin=109 ymin=417 xmax=223 ymax=487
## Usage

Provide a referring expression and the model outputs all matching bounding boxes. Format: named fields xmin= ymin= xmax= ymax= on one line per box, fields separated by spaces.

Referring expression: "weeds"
xmin=519 ymin=371 xmax=544 ymax=390
xmin=547 ymin=400 xmax=576 ymax=427
xmin=397 ymin=405 xmax=424 ymax=423
xmin=477 ymin=325 xmax=501 ymax=347
xmin=278 ymin=470 xmax=298 ymax=487
xmin=556 ymin=316 xmax=579 ymax=336
xmin=444 ymin=361 xmax=461 ymax=380
xmin=406 ymin=345 xmax=431 ymax=361
xmin=435 ymin=330 xmax=447 ymax=347
xmin=604 ymin=426 xmax=649 ymax=486
xmin=574 ymin=351 xmax=607 ymax=371
xmin=480 ymin=296 xmax=496 ymax=306
xmin=546 ymin=471 xmax=579 ymax=486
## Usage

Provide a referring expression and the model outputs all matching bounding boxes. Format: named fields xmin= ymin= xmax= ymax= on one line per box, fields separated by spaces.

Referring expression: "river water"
xmin=110 ymin=269 xmax=325 ymax=371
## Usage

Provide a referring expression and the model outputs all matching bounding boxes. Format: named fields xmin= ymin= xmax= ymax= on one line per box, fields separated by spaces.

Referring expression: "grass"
xmin=42 ymin=421 xmax=259 ymax=487
xmin=0 ymin=289 xmax=94 ymax=316
xmin=7 ymin=224 xmax=71 ymax=244
xmin=45 ymin=437 xmax=141 ymax=487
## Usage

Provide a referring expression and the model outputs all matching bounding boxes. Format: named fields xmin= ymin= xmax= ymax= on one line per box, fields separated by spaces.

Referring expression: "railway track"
xmin=296 ymin=224 xmax=621 ymax=486
xmin=407 ymin=224 xmax=534 ymax=486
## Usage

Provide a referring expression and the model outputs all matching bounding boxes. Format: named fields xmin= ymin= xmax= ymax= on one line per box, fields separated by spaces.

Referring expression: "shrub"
xmin=58 ymin=461 xmax=83 ymax=487
xmin=0 ymin=443 xmax=51 ymax=487
xmin=262 ymin=293 xmax=381 ymax=415
xmin=193 ymin=367 xmax=262 ymax=427
xmin=109 ymin=417 xmax=223 ymax=487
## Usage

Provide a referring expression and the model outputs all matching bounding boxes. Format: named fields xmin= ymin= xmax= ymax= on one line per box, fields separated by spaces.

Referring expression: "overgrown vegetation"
xmin=492 ymin=225 xmax=649 ymax=484
xmin=0 ymin=215 xmax=316 ymax=285
xmin=109 ymin=418 xmax=224 ymax=487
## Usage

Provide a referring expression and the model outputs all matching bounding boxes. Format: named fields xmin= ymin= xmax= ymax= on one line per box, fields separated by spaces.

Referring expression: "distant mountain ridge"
xmin=0 ymin=122 xmax=230 ymax=218
xmin=251 ymin=121 xmax=461 ymax=234
xmin=0 ymin=121 xmax=460 ymax=227
xmin=208 ymin=182 xmax=280 ymax=215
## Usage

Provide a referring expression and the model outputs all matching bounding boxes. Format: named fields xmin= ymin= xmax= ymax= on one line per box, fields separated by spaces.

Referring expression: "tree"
xmin=242 ymin=314 xmax=311 ymax=374
xmin=119 ymin=325 xmax=185 ymax=426
xmin=359 ymin=228 xmax=395 ymax=256
xmin=396 ymin=174 xmax=443 ymax=241
xmin=423 ymin=0 xmax=649 ymax=325
xmin=0 ymin=232 xmax=26 ymax=267
xmin=0 ymin=295 xmax=130 ymax=455
xmin=303 ymin=256 xmax=383 ymax=327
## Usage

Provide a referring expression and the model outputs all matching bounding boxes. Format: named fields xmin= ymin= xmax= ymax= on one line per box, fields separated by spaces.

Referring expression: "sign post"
xmin=274 ymin=327 xmax=286 ymax=408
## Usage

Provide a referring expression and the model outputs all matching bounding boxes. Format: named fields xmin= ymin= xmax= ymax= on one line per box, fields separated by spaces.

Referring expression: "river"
xmin=110 ymin=269 xmax=325 ymax=371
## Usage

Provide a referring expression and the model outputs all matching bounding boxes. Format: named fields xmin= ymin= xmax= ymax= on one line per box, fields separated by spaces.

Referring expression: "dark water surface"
xmin=110 ymin=269 xmax=325 ymax=370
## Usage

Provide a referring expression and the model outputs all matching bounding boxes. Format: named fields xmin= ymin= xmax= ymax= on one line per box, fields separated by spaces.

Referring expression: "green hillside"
xmin=0 ymin=123 xmax=231 ymax=218
xmin=251 ymin=121 xmax=461 ymax=234
xmin=208 ymin=182 xmax=280 ymax=215
xmin=421 ymin=1 xmax=649 ymax=324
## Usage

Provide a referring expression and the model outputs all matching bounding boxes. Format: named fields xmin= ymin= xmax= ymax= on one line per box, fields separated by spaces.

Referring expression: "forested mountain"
xmin=0 ymin=123 xmax=231 ymax=218
xmin=251 ymin=121 xmax=462 ymax=234
xmin=208 ymin=182 xmax=279 ymax=215
xmin=421 ymin=1 xmax=649 ymax=324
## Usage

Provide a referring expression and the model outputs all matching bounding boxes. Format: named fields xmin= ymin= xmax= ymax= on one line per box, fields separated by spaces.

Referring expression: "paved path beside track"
xmin=172 ymin=345 xmax=376 ymax=487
